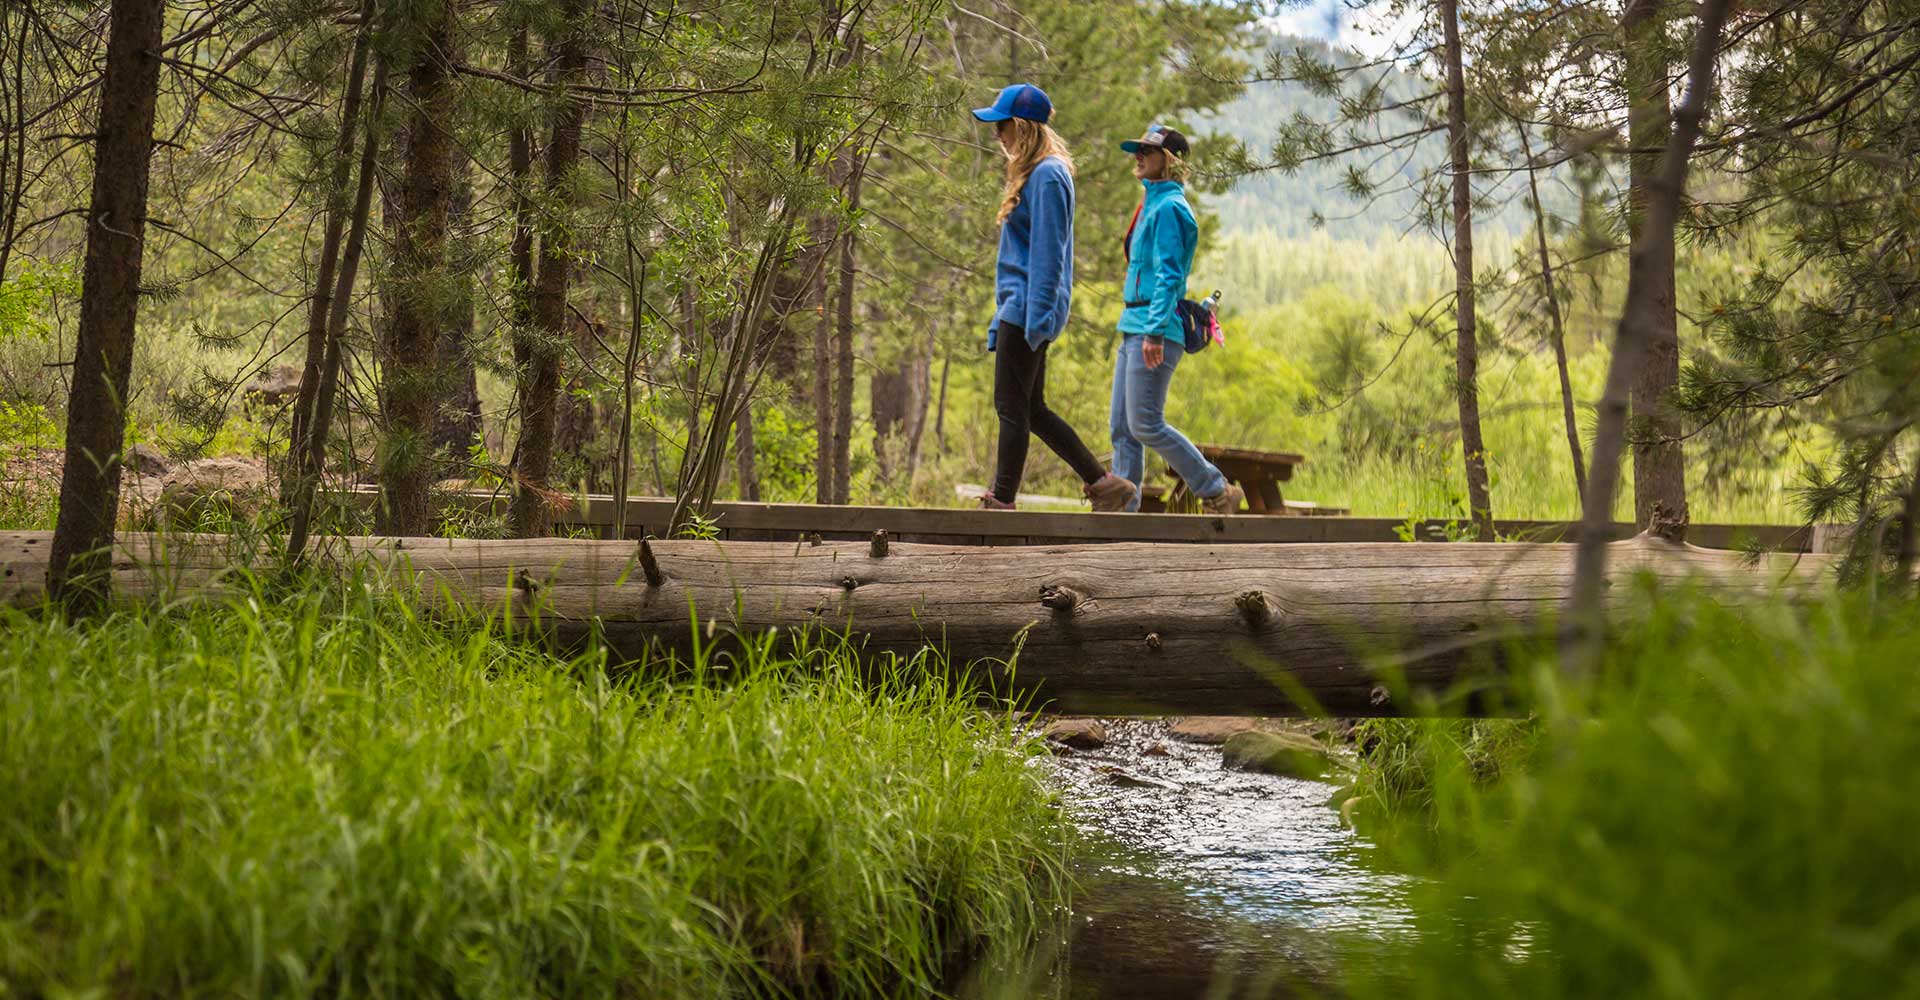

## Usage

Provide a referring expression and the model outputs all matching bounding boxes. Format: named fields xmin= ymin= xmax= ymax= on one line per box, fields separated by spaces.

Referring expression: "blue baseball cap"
xmin=971 ymin=83 xmax=1053 ymax=124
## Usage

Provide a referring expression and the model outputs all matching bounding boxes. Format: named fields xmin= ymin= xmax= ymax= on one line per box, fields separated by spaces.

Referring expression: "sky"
xmin=1261 ymin=0 xmax=1421 ymax=59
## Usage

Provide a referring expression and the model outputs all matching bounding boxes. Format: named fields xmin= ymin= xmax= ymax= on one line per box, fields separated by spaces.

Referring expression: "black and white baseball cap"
xmin=1119 ymin=124 xmax=1190 ymax=157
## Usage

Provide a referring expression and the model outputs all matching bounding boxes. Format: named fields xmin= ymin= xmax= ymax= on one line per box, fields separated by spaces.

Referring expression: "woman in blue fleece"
xmin=971 ymin=83 xmax=1136 ymax=511
xmin=1108 ymin=124 xmax=1242 ymax=515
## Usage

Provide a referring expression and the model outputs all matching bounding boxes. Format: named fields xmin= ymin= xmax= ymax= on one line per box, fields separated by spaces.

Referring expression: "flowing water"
xmin=960 ymin=719 xmax=1414 ymax=999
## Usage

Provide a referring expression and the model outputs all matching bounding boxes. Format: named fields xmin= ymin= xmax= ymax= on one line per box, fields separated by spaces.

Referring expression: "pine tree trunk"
xmin=1624 ymin=0 xmax=1689 ymax=531
xmin=1518 ymin=122 xmax=1588 ymax=502
xmin=287 ymin=61 xmax=388 ymax=562
xmin=432 ymin=150 xmax=480 ymax=470
xmin=1442 ymin=0 xmax=1494 ymax=542
xmin=832 ymin=161 xmax=863 ymax=506
xmin=903 ymin=326 xmax=936 ymax=480
xmin=1572 ymin=0 xmax=1730 ymax=658
xmin=509 ymin=6 xmax=588 ymax=538
xmin=735 ymin=400 xmax=760 ymax=501
xmin=285 ymin=0 xmax=376 ymax=505
xmin=813 ymin=219 xmax=834 ymax=505
xmin=378 ymin=0 xmax=456 ymax=537
xmin=45 ymin=0 xmax=166 ymax=612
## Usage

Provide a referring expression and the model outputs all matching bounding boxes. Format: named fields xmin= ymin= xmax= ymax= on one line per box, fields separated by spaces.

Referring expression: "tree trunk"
xmin=832 ymin=162 xmax=862 ymax=506
xmin=0 ymin=6 xmax=30 ymax=298
xmin=1624 ymin=0 xmax=1689 ymax=530
xmin=509 ymin=5 xmax=588 ymax=538
xmin=735 ymin=399 xmax=760 ymax=501
xmin=378 ymin=0 xmax=457 ymax=537
xmin=1896 ymin=445 xmax=1920 ymax=588
xmin=287 ymin=61 xmax=389 ymax=562
xmin=1572 ymin=0 xmax=1730 ymax=657
xmin=903 ymin=326 xmax=936 ymax=480
xmin=933 ymin=349 xmax=950 ymax=455
xmin=1442 ymin=0 xmax=1494 ymax=542
xmin=1518 ymin=122 xmax=1588 ymax=502
xmin=4 ymin=530 xmax=1829 ymax=717
xmin=285 ymin=0 xmax=377 ymax=505
xmin=432 ymin=150 xmax=480 ymax=469
xmin=45 ymin=0 xmax=166 ymax=613
xmin=812 ymin=218 xmax=833 ymax=505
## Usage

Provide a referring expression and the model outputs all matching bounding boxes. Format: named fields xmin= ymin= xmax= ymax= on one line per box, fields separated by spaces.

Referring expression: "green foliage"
xmin=0 ymin=576 xmax=1065 ymax=997
xmin=1341 ymin=589 xmax=1920 ymax=998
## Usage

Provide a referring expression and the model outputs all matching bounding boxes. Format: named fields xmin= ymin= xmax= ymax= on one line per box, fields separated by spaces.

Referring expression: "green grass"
xmin=0 ymin=573 xmax=1066 ymax=998
xmin=1336 ymin=586 xmax=1920 ymax=998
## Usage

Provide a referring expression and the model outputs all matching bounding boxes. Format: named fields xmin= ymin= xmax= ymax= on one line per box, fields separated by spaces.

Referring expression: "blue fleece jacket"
xmin=989 ymin=156 xmax=1074 ymax=351
xmin=1117 ymin=179 xmax=1197 ymax=339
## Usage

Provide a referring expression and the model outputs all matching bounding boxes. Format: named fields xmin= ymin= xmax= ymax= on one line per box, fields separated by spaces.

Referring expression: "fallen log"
xmin=0 ymin=530 xmax=1831 ymax=716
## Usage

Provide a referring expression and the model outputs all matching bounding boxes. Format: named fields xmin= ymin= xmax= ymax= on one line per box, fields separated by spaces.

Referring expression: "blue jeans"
xmin=1109 ymin=335 xmax=1227 ymax=511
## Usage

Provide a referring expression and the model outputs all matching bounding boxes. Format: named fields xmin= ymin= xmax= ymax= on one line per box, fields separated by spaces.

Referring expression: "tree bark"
xmin=509 ymin=4 xmax=588 ymax=538
xmin=432 ymin=150 xmax=480 ymax=468
xmin=1518 ymin=122 xmax=1588 ymax=502
xmin=285 ymin=0 xmax=377 ymax=506
xmin=1624 ymin=0 xmax=1689 ymax=530
xmin=378 ymin=0 xmax=457 ymax=536
xmin=4 ymin=530 xmax=1829 ymax=716
xmin=1896 ymin=445 xmax=1920 ymax=588
xmin=287 ymin=61 xmax=389 ymax=562
xmin=1442 ymin=0 xmax=1494 ymax=542
xmin=833 ymin=161 xmax=862 ymax=506
xmin=812 ymin=218 xmax=833 ymax=505
xmin=1572 ymin=0 xmax=1730 ymax=658
xmin=45 ymin=0 xmax=166 ymax=613
xmin=734 ymin=399 xmax=760 ymax=501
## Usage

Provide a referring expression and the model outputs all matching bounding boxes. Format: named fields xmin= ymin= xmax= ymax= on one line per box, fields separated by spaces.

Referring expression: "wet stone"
xmin=1221 ymin=730 xmax=1338 ymax=781
xmin=1042 ymin=718 xmax=1109 ymax=750
xmin=1167 ymin=716 xmax=1266 ymax=745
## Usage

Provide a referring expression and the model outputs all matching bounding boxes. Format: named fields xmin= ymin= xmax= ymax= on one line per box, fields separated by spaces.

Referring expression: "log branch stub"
xmin=1039 ymin=584 xmax=1084 ymax=612
xmin=869 ymin=530 xmax=888 ymax=558
xmin=1647 ymin=500 xmax=1690 ymax=543
xmin=1235 ymin=589 xmax=1276 ymax=624
xmin=807 ymin=532 xmax=823 ymax=547
xmin=1369 ymin=684 xmax=1392 ymax=708
xmin=1144 ymin=631 xmax=1163 ymax=651
xmin=638 ymin=537 xmax=665 ymax=588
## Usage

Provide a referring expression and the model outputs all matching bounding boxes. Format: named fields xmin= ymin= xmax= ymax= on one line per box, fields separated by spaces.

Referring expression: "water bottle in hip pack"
xmin=1175 ymin=289 xmax=1225 ymax=355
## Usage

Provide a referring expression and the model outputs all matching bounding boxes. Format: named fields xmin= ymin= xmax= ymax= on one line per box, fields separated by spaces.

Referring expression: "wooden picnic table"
xmin=1147 ymin=444 xmax=1310 ymax=515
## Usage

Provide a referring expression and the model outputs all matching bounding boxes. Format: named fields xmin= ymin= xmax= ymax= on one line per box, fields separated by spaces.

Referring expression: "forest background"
xmin=0 ymin=0 xmax=1905 ymax=546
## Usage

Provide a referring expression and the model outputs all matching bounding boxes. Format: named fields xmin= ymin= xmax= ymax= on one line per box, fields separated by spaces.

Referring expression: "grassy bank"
xmin=1336 ymin=588 xmax=1920 ymax=997
xmin=0 ymin=574 xmax=1066 ymax=997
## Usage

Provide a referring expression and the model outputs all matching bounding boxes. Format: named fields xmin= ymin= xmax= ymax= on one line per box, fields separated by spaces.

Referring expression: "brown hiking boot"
xmin=980 ymin=491 xmax=1015 ymax=510
xmin=1201 ymin=484 xmax=1245 ymax=516
xmin=1084 ymin=472 xmax=1138 ymax=512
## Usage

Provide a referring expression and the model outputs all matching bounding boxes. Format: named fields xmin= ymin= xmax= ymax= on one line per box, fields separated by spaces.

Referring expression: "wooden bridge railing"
xmin=335 ymin=488 xmax=1845 ymax=553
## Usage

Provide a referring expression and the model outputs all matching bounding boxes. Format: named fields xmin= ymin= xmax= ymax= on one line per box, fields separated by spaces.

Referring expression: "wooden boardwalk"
xmin=345 ymin=489 xmax=1839 ymax=553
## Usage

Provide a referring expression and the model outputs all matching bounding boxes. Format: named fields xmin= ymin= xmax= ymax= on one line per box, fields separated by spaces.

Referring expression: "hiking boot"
xmin=1084 ymin=472 xmax=1138 ymax=513
xmin=1201 ymin=484 xmax=1245 ymax=516
xmin=980 ymin=491 xmax=1016 ymax=510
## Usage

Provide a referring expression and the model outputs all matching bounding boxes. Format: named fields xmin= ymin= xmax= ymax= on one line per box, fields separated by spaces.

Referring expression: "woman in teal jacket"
xmin=1108 ymin=125 xmax=1242 ymax=514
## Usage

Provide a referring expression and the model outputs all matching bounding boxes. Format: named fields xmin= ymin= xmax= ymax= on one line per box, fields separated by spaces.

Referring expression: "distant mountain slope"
xmin=1195 ymin=32 xmax=1538 ymax=240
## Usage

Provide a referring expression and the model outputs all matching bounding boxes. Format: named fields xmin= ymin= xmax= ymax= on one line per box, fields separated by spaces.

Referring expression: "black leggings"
xmin=991 ymin=322 xmax=1107 ymax=502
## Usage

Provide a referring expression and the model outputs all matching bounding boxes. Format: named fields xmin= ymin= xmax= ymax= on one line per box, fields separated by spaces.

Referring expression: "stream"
xmin=960 ymin=718 xmax=1415 ymax=999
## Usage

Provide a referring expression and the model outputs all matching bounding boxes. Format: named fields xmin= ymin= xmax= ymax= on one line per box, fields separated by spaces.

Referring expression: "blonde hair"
xmin=996 ymin=118 xmax=1076 ymax=224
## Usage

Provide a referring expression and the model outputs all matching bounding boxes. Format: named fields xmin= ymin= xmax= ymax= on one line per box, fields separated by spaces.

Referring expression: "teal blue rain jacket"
xmin=1116 ymin=178 xmax=1197 ymax=340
